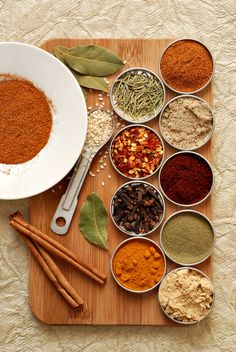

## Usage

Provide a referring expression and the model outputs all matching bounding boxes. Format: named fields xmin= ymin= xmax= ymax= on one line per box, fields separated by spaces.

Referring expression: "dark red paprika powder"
xmin=160 ymin=153 xmax=213 ymax=205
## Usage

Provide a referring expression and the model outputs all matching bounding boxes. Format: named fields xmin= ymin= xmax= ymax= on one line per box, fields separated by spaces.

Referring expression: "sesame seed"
xmin=58 ymin=185 xmax=62 ymax=189
xmin=123 ymin=60 xmax=127 ymax=64
xmin=100 ymin=165 xmax=104 ymax=169
xmin=89 ymin=171 xmax=95 ymax=177
xmin=98 ymin=97 xmax=103 ymax=101
xmin=95 ymin=102 xmax=99 ymax=106
xmin=108 ymin=175 xmax=112 ymax=179
xmin=96 ymin=169 xmax=100 ymax=173
xmin=51 ymin=188 xmax=55 ymax=193
xmin=101 ymin=181 xmax=105 ymax=187
xmin=104 ymin=163 xmax=107 ymax=167
xmin=88 ymin=106 xmax=92 ymax=110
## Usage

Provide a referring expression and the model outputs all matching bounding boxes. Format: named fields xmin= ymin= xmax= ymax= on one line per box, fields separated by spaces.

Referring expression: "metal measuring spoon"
xmin=50 ymin=109 xmax=114 ymax=235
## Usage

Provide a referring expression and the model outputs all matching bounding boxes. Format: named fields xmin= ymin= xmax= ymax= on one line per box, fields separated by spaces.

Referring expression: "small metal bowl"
xmin=159 ymin=38 xmax=214 ymax=95
xmin=159 ymin=95 xmax=215 ymax=151
xmin=110 ymin=124 xmax=165 ymax=180
xmin=110 ymin=180 xmax=166 ymax=237
xmin=111 ymin=237 xmax=166 ymax=293
xmin=110 ymin=67 xmax=166 ymax=123
xmin=158 ymin=267 xmax=215 ymax=325
xmin=158 ymin=150 xmax=214 ymax=207
xmin=160 ymin=209 xmax=215 ymax=266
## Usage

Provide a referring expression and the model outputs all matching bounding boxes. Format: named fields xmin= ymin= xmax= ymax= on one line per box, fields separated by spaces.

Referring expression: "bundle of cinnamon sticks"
xmin=9 ymin=212 xmax=106 ymax=310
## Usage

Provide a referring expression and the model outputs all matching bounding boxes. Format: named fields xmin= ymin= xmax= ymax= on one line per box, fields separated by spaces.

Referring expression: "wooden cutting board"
xmin=29 ymin=38 xmax=213 ymax=325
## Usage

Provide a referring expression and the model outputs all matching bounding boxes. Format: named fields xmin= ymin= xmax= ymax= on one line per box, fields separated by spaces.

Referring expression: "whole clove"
xmin=112 ymin=183 xmax=164 ymax=235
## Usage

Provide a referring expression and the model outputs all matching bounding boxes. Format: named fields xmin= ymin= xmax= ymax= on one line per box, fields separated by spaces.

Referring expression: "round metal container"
xmin=160 ymin=209 xmax=216 ymax=266
xmin=110 ymin=67 xmax=166 ymax=123
xmin=110 ymin=124 xmax=165 ymax=180
xmin=158 ymin=150 xmax=214 ymax=207
xmin=111 ymin=236 xmax=166 ymax=293
xmin=159 ymin=94 xmax=215 ymax=151
xmin=110 ymin=180 xmax=166 ymax=237
xmin=158 ymin=267 xmax=215 ymax=325
xmin=159 ymin=38 xmax=214 ymax=95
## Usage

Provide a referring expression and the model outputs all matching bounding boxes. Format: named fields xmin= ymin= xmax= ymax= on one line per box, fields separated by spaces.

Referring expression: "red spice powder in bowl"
xmin=159 ymin=151 xmax=213 ymax=206
xmin=110 ymin=125 xmax=164 ymax=179
xmin=159 ymin=39 xmax=214 ymax=94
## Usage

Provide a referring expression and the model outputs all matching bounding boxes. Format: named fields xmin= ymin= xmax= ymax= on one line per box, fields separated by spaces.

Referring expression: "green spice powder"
xmin=161 ymin=212 xmax=214 ymax=264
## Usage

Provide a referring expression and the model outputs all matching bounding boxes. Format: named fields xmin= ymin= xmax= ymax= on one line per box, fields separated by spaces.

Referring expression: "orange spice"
xmin=160 ymin=40 xmax=213 ymax=92
xmin=0 ymin=74 xmax=52 ymax=164
xmin=112 ymin=239 xmax=165 ymax=291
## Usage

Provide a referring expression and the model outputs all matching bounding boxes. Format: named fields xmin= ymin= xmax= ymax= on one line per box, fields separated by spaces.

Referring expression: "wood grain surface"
xmin=29 ymin=38 xmax=213 ymax=325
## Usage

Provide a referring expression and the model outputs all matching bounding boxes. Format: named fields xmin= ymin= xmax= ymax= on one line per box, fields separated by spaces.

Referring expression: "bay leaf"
xmin=74 ymin=73 xmax=109 ymax=92
xmin=79 ymin=193 xmax=108 ymax=250
xmin=52 ymin=46 xmax=70 ymax=62
xmin=63 ymin=45 xmax=125 ymax=76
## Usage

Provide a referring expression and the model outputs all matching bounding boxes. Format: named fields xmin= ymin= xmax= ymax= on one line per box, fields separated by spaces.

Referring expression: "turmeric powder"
xmin=112 ymin=239 xmax=165 ymax=291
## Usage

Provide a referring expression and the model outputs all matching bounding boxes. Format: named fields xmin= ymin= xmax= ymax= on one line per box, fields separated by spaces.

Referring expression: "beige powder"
xmin=160 ymin=97 xmax=213 ymax=149
xmin=159 ymin=269 xmax=214 ymax=323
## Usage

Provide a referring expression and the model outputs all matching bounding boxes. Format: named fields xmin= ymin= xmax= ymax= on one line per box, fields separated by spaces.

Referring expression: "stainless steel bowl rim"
xmin=110 ymin=67 xmax=166 ymax=123
xmin=159 ymin=38 xmax=215 ymax=95
xmin=159 ymin=209 xmax=216 ymax=266
xmin=110 ymin=236 xmax=167 ymax=294
xmin=110 ymin=180 xmax=166 ymax=237
xmin=158 ymin=150 xmax=214 ymax=207
xmin=158 ymin=266 xmax=215 ymax=325
xmin=110 ymin=123 xmax=165 ymax=180
xmin=159 ymin=94 xmax=215 ymax=151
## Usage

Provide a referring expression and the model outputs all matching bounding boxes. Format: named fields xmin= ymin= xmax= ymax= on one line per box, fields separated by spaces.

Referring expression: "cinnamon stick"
xmin=9 ymin=212 xmax=106 ymax=285
xmin=22 ymin=236 xmax=84 ymax=309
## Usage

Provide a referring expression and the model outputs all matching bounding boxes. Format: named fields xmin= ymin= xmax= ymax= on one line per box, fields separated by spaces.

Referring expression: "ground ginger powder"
xmin=160 ymin=97 xmax=213 ymax=149
xmin=159 ymin=269 xmax=214 ymax=323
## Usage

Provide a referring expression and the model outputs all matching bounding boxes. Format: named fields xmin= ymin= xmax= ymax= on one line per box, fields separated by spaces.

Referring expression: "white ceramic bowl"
xmin=0 ymin=42 xmax=87 ymax=199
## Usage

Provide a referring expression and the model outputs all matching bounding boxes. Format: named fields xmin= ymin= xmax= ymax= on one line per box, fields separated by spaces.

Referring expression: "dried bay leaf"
xmin=74 ymin=73 xmax=109 ymax=92
xmin=53 ymin=46 xmax=70 ymax=62
xmin=79 ymin=193 xmax=108 ymax=250
xmin=63 ymin=45 xmax=125 ymax=76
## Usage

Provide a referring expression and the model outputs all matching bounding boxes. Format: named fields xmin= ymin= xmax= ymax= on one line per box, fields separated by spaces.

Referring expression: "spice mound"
xmin=111 ymin=126 xmax=163 ymax=178
xmin=159 ymin=268 xmax=214 ymax=323
xmin=84 ymin=109 xmax=113 ymax=153
xmin=112 ymin=69 xmax=164 ymax=122
xmin=112 ymin=238 xmax=165 ymax=292
xmin=160 ymin=96 xmax=213 ymax=150
xmin=160 ymin=152 xmax=213 ymax=205
xmin=161 ymin=211 xmax=214 ymax=265
xmin=0 ymin=74 xmax=52 ymax=164
xmin=160 ymin=39 xmax=213 ymax=93
xmin=111 ymin=182 xmax=164 ymax=235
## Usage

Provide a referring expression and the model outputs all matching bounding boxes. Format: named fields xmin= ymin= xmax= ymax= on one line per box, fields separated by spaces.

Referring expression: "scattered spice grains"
xmin=112 ymin=239 xmax=165 ymax=291
xmin=160 ymin=97 xmax=213 ymax=149
xmin=84 ymin=110 xmax=113 ymax=153
xmin=111 ymin=126 xmax=163 ymax=178
xmin=112 ymin=69 xmax=164 ymax=121
xmin=160 ymin=153 xmax=213 ymax=205
xmin=159 ymin=268 xmax=214 ymax=323
xmin=112 ymin=182 xmax=164 ymax=235
xmin=160 ymin=39 xmax=213 ymax=93
xmin=161 ymin=211 xmax=214 ymax=264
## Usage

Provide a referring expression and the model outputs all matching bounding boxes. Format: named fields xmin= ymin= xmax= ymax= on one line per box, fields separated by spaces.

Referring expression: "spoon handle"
xmin=50 ymin=149 xmax=93 ymax=235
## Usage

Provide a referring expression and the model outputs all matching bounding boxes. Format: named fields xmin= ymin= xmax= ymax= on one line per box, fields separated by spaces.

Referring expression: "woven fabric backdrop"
xmin=0 ymin=0 xmax=235 ymax=351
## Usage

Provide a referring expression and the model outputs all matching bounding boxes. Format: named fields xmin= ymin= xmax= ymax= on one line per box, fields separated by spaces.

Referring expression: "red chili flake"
xmin=111 ymin=126 xmax=163 ymax=178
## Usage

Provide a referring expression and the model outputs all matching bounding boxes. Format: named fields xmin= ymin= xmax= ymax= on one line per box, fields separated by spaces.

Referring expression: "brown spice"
xmin=0 ymin=75 xmax=52 ymax=164
xmin=160 ymin=40 xmax=213 ymax=92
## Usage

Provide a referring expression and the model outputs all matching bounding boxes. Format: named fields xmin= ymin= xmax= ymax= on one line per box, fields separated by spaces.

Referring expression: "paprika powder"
xmin=0 ymin=74 xmax=52 ymax=164
xmin=160 ymin=39 xmax=213 ymax=92
xmin=160 ymin=152 xmax=213 ymax=205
